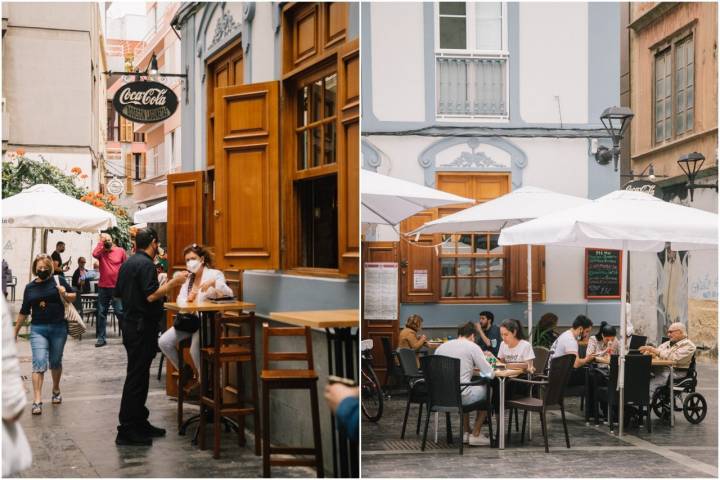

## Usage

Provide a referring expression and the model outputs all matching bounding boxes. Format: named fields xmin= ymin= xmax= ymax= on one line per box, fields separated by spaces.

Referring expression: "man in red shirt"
xmin=93 ymin=233 xmax=127 ymax=347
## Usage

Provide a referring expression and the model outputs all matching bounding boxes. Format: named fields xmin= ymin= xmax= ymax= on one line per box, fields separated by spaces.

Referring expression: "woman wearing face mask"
xmin=14 ymin=255 xmax=76 ymax=415
xmin=157 ymin=243 xmax=233 ymax=393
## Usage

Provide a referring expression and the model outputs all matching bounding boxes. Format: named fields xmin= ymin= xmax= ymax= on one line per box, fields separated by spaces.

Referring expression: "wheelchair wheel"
xmin=651 ymin=388 xmax=670 ymax=420
xmin=683 ymin=393 xmax=707 ymax=424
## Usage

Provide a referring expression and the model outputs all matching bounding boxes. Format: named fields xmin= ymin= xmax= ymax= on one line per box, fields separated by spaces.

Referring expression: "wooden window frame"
xmin=652 ymin=26 xmax=696 ymax=146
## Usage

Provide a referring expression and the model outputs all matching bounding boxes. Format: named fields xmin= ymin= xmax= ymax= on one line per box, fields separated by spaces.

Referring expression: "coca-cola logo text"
xmin=112 ymin=80 xmax=178 ymax=124
xmin=118 ymin=87 xmax=168 ymax=107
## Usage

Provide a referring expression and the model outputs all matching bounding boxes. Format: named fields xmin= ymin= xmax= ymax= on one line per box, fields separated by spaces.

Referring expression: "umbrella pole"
xmin=527 ymin=244 xmax=533 ymax=439
xmin=28 ymin=227 xmax=36 ymax=283
xmin=618 ymin=248 xmax=628 ymax=437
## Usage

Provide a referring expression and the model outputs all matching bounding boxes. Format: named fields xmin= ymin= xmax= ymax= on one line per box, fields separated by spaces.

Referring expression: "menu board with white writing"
xmin=364 ymin=262 xmax=399 ymax=320
xmin=585 ymin=249 xmax=622 ymax=299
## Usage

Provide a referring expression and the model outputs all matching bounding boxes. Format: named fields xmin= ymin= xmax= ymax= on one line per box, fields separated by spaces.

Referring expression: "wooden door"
xmin=214 ymin=81 xmax=280 ymax=270
xmin=509 ymin=245 xmax=546 ymax=301
xmin=362 ymin=241 xmax=399 ymax=384
xmin=399 ymin=211 xmax=440 ymax=303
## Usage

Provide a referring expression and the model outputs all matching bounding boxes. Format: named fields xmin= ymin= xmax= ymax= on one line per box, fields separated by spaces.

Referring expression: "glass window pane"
xmin=656 ymin=79 xmax=663 ymax=101
xmin=297 ymin=175 xmax=338 ymax=269
xmin=655 ymin=99 xmax=664 ymax=121
xmin=476 ymin=2 xmax=501 ymax=18
xmin=439 ymin=2 xmax=466 ymax=15
xmin=442 ymin=278 xmax=456 ymax=297
xmin=488 ymin=258 xmax=504 ymax=276
xmin=297 ymin=131 xmax=308 ymax=170
xmin=687 ymin=64 xmax=694 ymax=86
xmin=457 ymin=258 xmax=472 ymax=276
xmin=441 ymin=258 xmax=456 ymax=276
xmin=676 ymin=110 xmax=685 ymax=134
xmin=474 ymin=234 xmax=488 ymax=253
xmin=687 ymin=107 xmax=694 ymax=130
xmin=457 ymin=235 xmax=473 ymax=254
xmin=324 ymin=74 xmax=337 ymax=117
xmin=655 ymin=121 xmax=663 ymax=143
xmin=489 ymin=234 xmax=502 ymax=254
xmin=475 ymin=259 xmax=488 ymax=275
xmin=676 ymin=66 xmax=684 ymax=92
xmin=458 ymin=278 xmax=473 ymax=297
xmin=475 ymin=278 xmax=488 ymax=297
xmin=311 ymin=80 xmax=322 ymax=123
xmin=440 ymin=17 xmax=466 ymax=50
xmin=323 ymin=122 xmax=336 ymax=164
xmin=475 ymin=19 xmax=501 ymax=50
xmin=297 ymin=86 xmax=308 ymax=127
xmin=675 ymin=42 xmax=685 ymax=72
xmin=687 ymin=38 xmax=694 ymax=64
xmin=311 ymin=127 xmax=321 ymax=167
xmin=677 ymin=90 xmax=685 ymax=114
xmin=489 ymin=278 xmax=505 ymax=297
xmin=442 ymin=235 xmax=456 ymax=254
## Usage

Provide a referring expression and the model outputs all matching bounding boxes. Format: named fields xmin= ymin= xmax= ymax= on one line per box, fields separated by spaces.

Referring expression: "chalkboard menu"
xmin=585 ymin=249 xmax=622 ymax=299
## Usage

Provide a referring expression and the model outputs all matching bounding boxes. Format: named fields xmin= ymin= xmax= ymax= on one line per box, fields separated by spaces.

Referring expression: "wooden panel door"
xmin=362 ymin=241 xmax=400 ymax=384
xmin=399 ymin=211 xmax=439 ymax=303
xmin=214 ymin=81 xmax=280 ymax=270
xmin=509 ymin=244 xmax=546 ymax=302
xmin=337 ymin=39 xmax=360 ymax=275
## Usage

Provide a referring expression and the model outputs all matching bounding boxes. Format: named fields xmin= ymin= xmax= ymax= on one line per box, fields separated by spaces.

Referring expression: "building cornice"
xmin=628 ymin=3 xmax=680 ymax=33
xmin=362 ymin=126 xmax=612 ymax=139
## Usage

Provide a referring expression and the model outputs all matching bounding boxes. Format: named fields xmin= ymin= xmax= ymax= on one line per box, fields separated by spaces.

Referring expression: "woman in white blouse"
xmin=496 ymin=318 xmax=535 ymax=372
xmin=158 ymin=244 xmax=233 ymax=390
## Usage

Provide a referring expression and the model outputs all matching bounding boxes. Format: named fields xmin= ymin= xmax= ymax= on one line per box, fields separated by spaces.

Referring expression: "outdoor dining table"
xmin=164 ymin=300 xmax=256 ymax=443
xmin=269 ymin=309 xmax=359 ymax=479
xmin=493 ymin=368 xmax=525 ymax=449
xmin=594 ymin=354 xmax=676 ymax=426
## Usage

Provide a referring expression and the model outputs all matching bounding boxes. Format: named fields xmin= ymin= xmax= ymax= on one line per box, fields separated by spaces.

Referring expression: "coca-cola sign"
xmin=112 ymin=81 xmax=178 ymax=124
xmin=623 ymin=179 xmax=662 ymax=198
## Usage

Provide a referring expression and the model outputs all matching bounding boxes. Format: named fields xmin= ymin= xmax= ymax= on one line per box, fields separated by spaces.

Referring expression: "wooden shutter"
xmin=509 ymin=244 xmax=546 ymax=302
xmin=139 ymin=152 xmax=146 ymax=180
xmin=214 ymin=81 xmax=280 ymax=270
xmin=399 ymin=211 xmax=439 ymax=303
xmin=124 ymin=153 xmax=133 ymax=194
xmin=167 ymin=171 xmax=205 ymax=273
xmin=362 ymin=241 xmax=399 ymax=384
xmin=337 ymin=39 xmax=359 ymax=275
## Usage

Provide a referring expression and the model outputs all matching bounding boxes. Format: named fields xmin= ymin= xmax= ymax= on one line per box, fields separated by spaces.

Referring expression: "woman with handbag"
xmin=14 ymin=255 xmax=75 ymax=415
xmin=158 ymin=243 xmax=233 ymax=394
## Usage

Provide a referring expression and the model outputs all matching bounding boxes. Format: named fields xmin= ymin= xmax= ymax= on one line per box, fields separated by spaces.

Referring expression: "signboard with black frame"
xmin=112 ymin=80 xmax=178 ymax=124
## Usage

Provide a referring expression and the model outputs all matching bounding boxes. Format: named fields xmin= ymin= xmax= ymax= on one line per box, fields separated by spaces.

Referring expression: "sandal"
xmin=31 ymin=402 xmax=42 ymax=415
xmin=52 ymin=391 xmax=62 ymax=404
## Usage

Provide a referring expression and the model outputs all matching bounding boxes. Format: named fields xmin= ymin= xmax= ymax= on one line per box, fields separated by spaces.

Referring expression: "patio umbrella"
xmin=499 ymin=189 xmax=718 ymax=436
xmin=361 ymin=169 xmax=474 ymax=225
xmin=2 ymin=184 xmax=117 ymax=280
xmin=133 ymin=200 xmax=167 ymax=224
xmin=410 ymin=186 xmax=591 ymax=341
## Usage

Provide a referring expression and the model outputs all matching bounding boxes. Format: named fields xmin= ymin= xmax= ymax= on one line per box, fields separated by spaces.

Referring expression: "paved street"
xmin=9 ymin=302 xmax=315 ymax=478
xmin=362 ymin=361 xmax=718 ymax=478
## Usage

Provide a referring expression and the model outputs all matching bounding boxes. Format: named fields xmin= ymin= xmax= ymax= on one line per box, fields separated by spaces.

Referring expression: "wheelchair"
xmin=650 ymin=354 xmax=707 ymax=424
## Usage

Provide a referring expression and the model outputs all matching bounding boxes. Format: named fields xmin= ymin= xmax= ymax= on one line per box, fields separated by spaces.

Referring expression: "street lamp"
xmin=677 ymin=152 xmax=719 ymax=201
xmin=595 ymin=106 xmax=634 ymax=172
xmin=149 ymin=54 xmax=159 ymax=79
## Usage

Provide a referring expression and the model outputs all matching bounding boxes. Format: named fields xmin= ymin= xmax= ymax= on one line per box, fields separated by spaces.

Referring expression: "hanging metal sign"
xmin=106 ymin=178 xmax=125 ymax=196
xmin=113 ymin=81 xmax=178 ymax=123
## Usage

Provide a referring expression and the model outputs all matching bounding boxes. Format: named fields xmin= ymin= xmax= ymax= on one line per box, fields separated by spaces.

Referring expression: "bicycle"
xmin=361 ymin=339 xmax=383 ymax=422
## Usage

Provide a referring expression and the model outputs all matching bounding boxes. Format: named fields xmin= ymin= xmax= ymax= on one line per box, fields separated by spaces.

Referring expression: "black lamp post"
xmin=596 ymin=106 xmax=634 ymax=172
xmin=677 ymin=152 xmax=719 ymax=201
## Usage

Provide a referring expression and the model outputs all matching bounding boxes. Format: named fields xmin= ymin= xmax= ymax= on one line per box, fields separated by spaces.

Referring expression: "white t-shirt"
xmin=176 ymin=267 xmax=233 ymax=303
xmin=498 ymin=339 xmax=535 ymax=363
xmin=550 ymin=329 xmax=579 ymax=360
xmin=435 ymin=338 xmax=495 ymax=398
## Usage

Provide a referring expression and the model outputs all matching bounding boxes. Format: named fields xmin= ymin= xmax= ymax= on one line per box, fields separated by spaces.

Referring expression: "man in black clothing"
xmin=474 ymin=310 xmax=502 ymax=357
xmin=113 ymin=227 xmax=187 ymax=446
xmin=51 ymin=241 xmax=70 ymax=274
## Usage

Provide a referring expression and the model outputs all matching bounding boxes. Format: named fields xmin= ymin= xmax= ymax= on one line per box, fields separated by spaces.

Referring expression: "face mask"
xmin=186 ymin=259 xmax=201 ymax=273
xmin=104 ymin=241 xmax=112 ymax=249
xmin=37 ymin=270 xmax=51 ymax=280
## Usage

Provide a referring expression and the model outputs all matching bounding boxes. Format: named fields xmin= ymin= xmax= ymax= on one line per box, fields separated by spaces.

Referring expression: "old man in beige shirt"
xmin=639 ymin=322 xmax=696 ymax=394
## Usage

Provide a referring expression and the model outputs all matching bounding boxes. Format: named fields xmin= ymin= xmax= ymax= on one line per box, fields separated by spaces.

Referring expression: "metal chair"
xmin=80 ymin=295 xmax=97 ymax=326
xmin=420 ymin=355 xmax=494 ymax=455
xmin=396 ymin=348 xmax=427 ymax=438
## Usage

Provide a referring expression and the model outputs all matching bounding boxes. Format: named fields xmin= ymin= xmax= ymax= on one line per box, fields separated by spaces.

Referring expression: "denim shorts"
xmin=30 ymin=322 xmax=68 ymax=372
xmin=462 ymin=385 xmax=487 ymax=406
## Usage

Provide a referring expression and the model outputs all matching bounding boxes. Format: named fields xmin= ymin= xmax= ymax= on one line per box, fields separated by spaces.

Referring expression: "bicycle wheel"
xmin=361 ymin=366 xmax=384 ymax=422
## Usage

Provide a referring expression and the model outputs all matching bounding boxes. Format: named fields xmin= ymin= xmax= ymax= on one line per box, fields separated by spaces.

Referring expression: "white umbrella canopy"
xmin=361 ymin=169 xmax=474 ymax=225
xmin=499 ymin=189 xmax=718 ymax=437
xmin=2 ymin=184 xmax=117 ymax=231
xmin=409 ymin=186 xmax=591 ymax=235
xmin=133 ymin=200 xmax=167 ymax=224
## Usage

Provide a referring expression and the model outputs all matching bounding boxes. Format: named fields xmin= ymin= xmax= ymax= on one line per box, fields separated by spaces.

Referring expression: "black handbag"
xmin=173 ymin=312 xmax=200 ymax=333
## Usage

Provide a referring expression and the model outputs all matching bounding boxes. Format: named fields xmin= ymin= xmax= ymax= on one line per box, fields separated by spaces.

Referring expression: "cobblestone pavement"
xmin=10 ymin=301 xmax=315 ymax=478
xmin=362 ymin=361 xmax=718 ymax=478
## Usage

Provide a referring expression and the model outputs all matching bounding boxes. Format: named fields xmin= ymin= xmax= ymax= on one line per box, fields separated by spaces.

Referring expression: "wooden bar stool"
xmin=198 ymin=311 xmax=260 ymax=459
xmin=261 ymin=323 xmax=324 ymax=478
xmin=176 ymin=337 xmax=193 ymax=433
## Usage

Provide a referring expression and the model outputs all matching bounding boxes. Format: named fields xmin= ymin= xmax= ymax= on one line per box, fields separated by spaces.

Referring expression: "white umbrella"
xmin=2 ymin=184 xmax=117 ymax=280
xmin=499 ymin=189 xmax=718 ymax=436
xmin=133 ymin=200 xmax=167 ymax=223
xmin=361 ymin=169 xmax=474 ymax=225
xmin=410 ymin=186 xmax=592 ymax=341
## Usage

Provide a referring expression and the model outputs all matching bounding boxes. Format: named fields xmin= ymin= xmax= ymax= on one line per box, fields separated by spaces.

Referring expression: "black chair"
xmin=396 ymin=348 xmax=428 ymax=438
xmin=80 ymin=295 xmax=97 ymax=326
xmin=381 ymin=337 xmax=403 ymax=394
xmin=629 ymin=335 xmax=648 ymax=350
xmin=596 ymin=354 xmax=652 ymax=433
xmin=506 ymin=354 xmax=575 ymax=453
xmin=532 ymin=346 xmax=550 ymax=377
xmin=420 ymin=355 xmax=494 ymax=455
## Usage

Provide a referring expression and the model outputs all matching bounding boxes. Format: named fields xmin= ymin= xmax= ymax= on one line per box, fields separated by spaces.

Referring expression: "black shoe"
xmin=95 ymin=339 xmax=107 ymax=347
xmin=115 ymin=429 xmax=152 ymax=446
xmin=140 ymin=421 xmax=166 ymax=438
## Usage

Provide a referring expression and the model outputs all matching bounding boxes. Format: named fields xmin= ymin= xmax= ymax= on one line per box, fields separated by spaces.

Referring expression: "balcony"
xmin=436 ymin=54 xmax=509 ymax=119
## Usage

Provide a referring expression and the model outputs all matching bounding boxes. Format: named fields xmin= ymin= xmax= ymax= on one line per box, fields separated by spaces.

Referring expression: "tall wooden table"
xmin=269 ymin=309 xmax=359 ymax=479
xmin=164 ymin=300 xmax=256 ymax=444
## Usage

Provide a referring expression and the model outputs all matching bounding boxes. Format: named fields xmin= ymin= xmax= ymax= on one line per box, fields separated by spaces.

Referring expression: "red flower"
xmin=80 ymin=174 xmax=88 ymax=179
xmin=16 ymin=148 xmax=26 ymax=156
xmin=71 ymin=166 xmax=82 ymax=175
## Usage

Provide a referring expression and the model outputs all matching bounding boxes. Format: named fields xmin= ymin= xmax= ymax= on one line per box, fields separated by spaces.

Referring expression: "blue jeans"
xmin=30 ymin=323 xmax=68 ymax=372
xmin=97 ymin=287 xmax=124 ymax=341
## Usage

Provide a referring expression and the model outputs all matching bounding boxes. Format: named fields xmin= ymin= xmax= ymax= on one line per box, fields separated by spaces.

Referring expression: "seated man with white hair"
xmin=639 ymin=322 xmax=696 ymax=394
